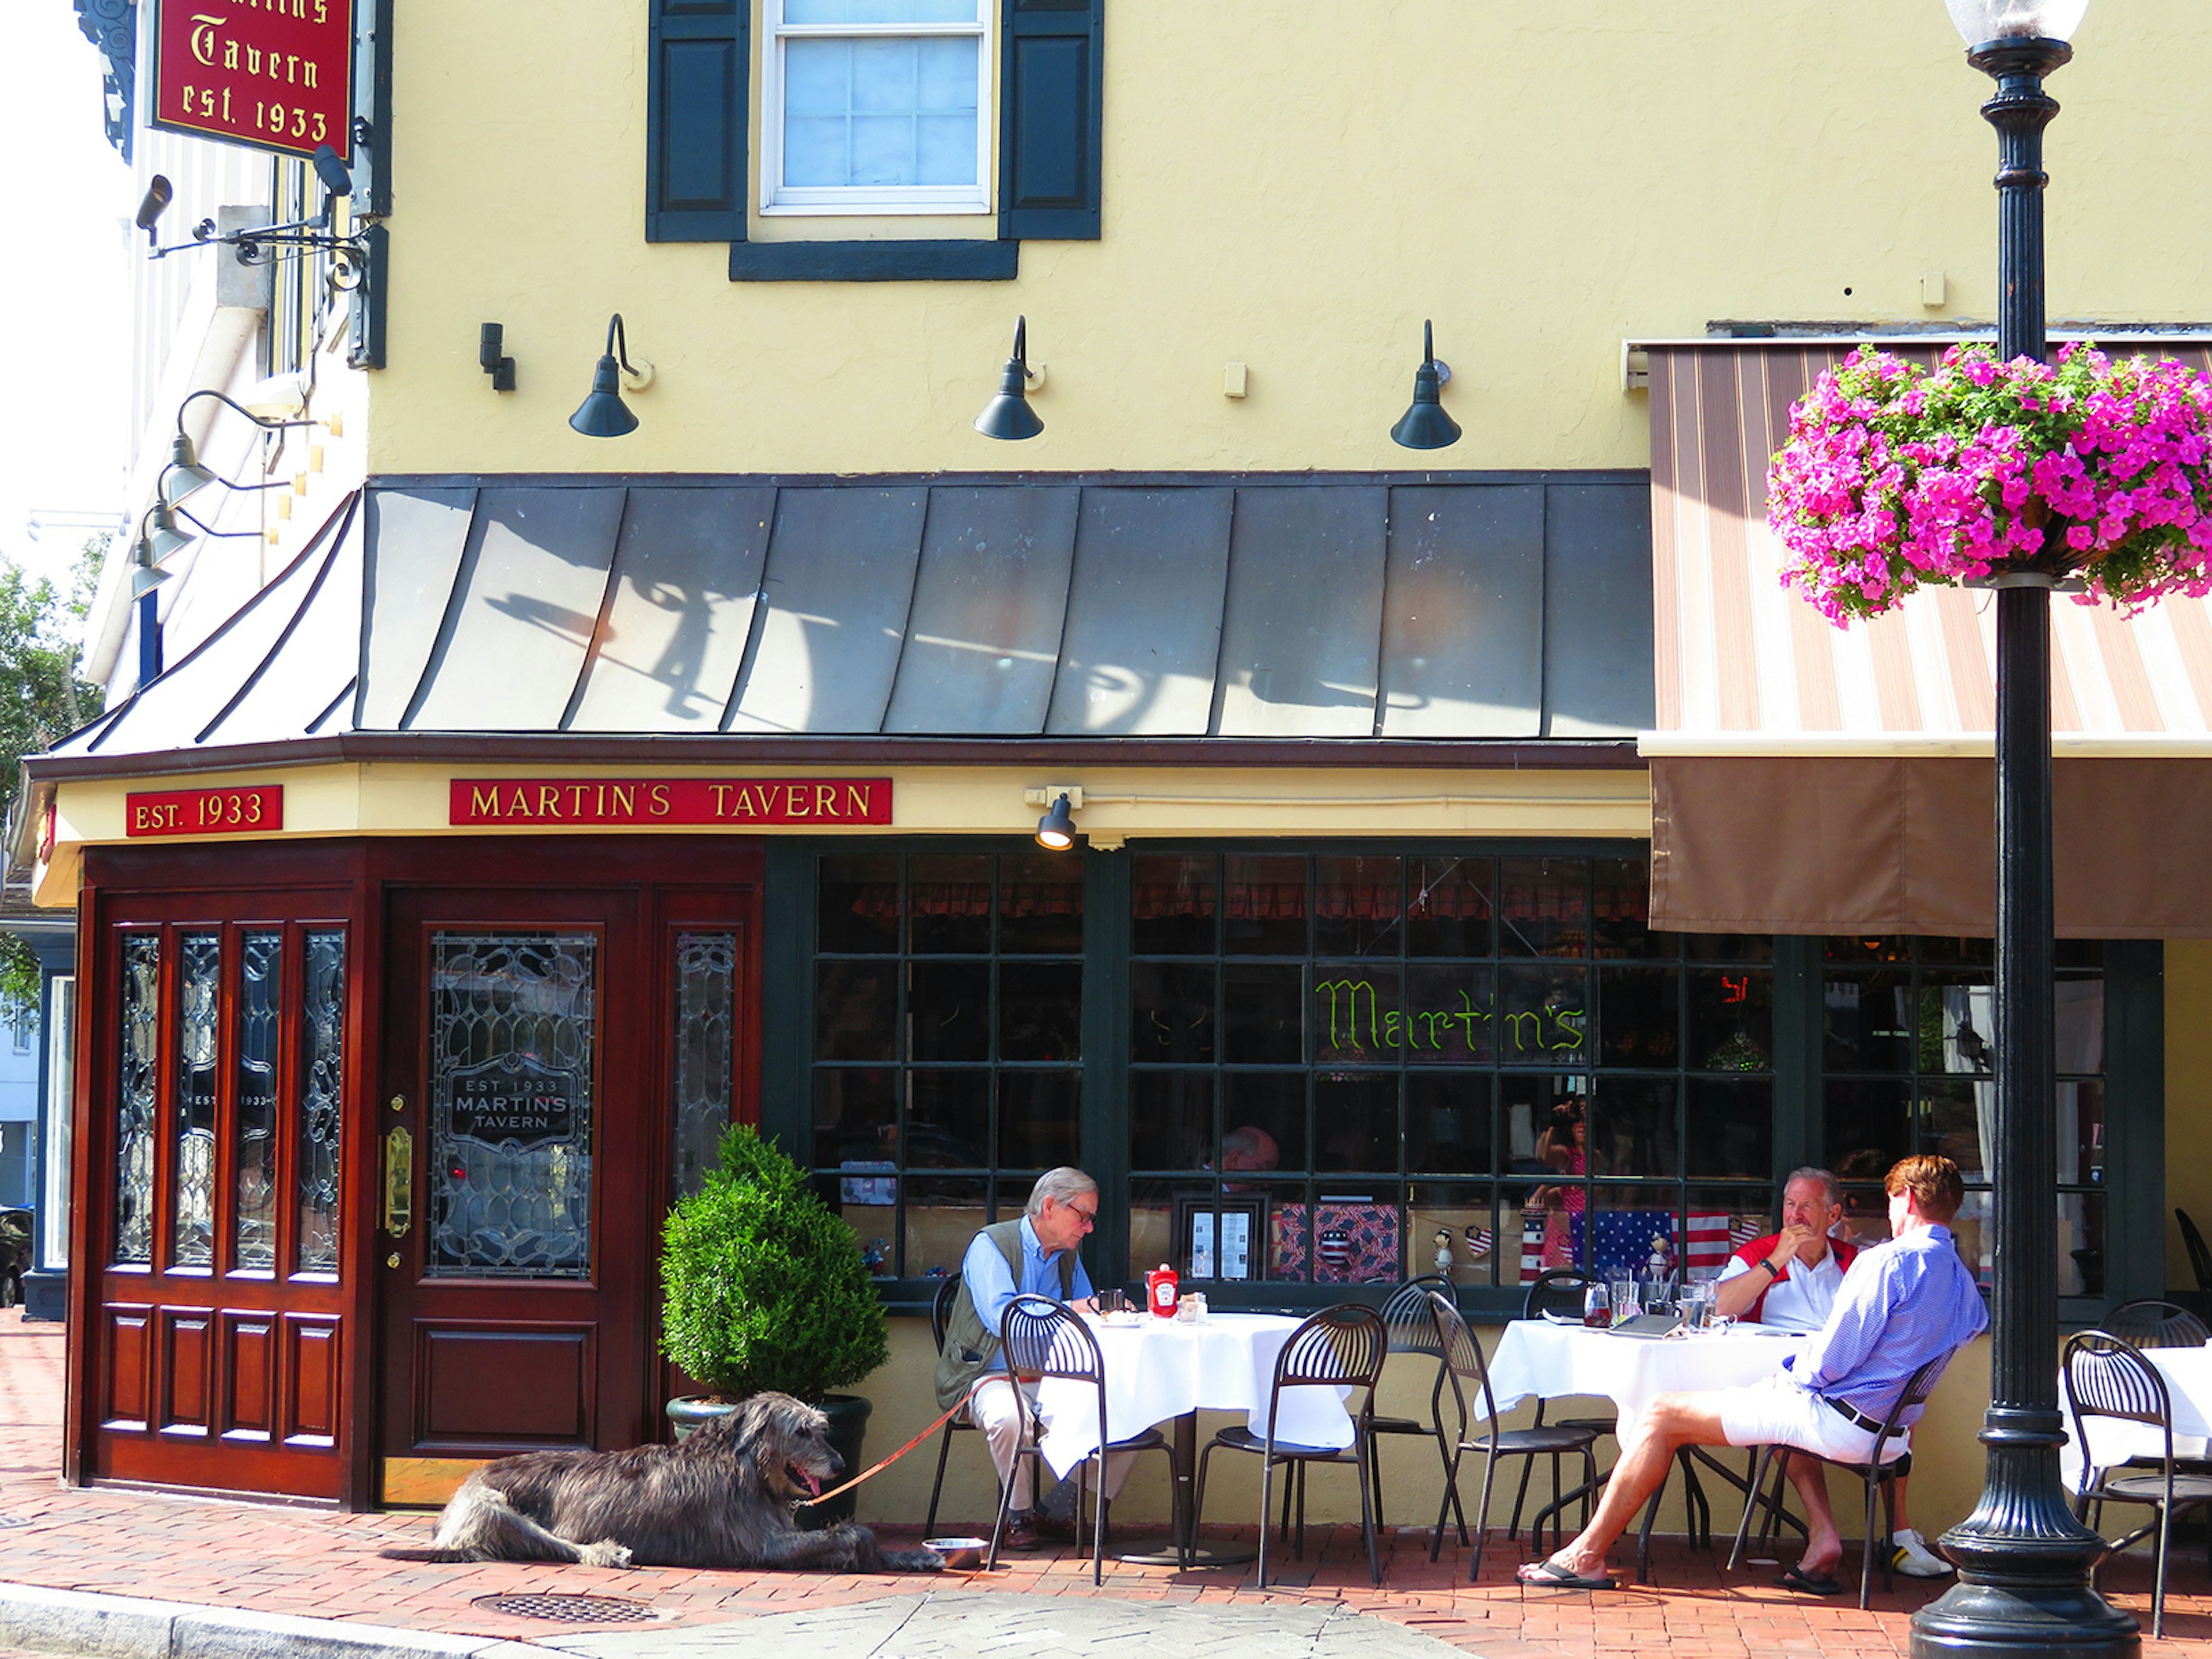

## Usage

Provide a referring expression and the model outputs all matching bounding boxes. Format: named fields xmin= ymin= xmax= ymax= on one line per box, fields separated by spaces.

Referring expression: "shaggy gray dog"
xmin=382 ymin=1392 xmax=944 ymax=1573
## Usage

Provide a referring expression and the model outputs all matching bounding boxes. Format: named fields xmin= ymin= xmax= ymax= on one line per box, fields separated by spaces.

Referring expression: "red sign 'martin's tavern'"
xmin=450 ymin=778 xmax=894 ymax=827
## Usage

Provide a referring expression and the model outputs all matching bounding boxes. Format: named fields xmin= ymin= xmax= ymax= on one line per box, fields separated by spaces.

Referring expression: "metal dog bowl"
xmin=923 ymin=1536 xmax=989 ymax=1569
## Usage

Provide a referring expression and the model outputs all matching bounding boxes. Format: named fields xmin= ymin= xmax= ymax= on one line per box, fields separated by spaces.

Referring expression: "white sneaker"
xmin=1889 ymin=1528 xmax=1952 ymax=1578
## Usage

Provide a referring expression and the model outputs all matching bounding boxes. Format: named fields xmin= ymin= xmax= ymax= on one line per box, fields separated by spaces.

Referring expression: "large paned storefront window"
xmin=786 ymin=841 xmax=2154 ymax=1313
xmin=1126 ymin=852 xmax=1775 ymax=1290
xmin=812 ymin=851 xmax=1083 ymax=1279
xmin=1822 ymin=935 xmax=2108 ymax=1296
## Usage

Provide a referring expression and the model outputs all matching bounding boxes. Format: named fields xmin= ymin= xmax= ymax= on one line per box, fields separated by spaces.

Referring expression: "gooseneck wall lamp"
xmin=1389 ymin=321 xmax=1461 ymax=450
xmin=160 ymin=388 xmax=321 ymax=509
xmin=1907 ymin=6 xmax=2126 ymax=1659
xmin=975 ymin=317 xmax=1044 ymax=441
xmin=570 ymin=315 xmax=643 ymax=438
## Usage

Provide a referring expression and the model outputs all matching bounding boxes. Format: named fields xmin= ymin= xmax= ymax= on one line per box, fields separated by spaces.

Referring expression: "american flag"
xmin=1683 ymin=1211 xmax=1733 ymax=1275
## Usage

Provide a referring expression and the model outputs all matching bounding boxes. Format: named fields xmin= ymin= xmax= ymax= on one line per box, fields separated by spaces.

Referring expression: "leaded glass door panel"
xmin=78 ymin=893 xmax=357 ymax=1504
xmin=378 ymin=890 xmax=652 ymax=1490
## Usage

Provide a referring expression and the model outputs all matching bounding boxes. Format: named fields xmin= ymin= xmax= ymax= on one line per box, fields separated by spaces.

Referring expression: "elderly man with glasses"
xmin=933 ymin=1166 xmax=1133 ymax=1550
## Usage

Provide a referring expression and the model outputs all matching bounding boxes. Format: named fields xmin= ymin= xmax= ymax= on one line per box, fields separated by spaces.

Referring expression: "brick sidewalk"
xmin=1 ymin=1309 xmax=2207 ymax=1657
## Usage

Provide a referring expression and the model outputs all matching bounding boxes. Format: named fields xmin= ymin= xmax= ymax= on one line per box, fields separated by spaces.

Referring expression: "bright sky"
xmin=0 ymin=2 xmax=135 ymax=588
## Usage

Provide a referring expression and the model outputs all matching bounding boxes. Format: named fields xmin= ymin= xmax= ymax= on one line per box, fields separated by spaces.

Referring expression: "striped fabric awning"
xmin=1643 ymin=339 xmax=2212 ymax=937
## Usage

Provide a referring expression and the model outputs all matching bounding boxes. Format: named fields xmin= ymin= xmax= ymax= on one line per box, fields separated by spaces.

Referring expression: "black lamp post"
xmin=1910 ymin=4 xmax=2136 ymax=1657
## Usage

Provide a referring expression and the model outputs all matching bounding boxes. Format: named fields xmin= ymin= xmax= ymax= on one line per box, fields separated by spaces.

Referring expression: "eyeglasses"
xmin=1065 ymin=1203 xmax=1098 ymax=1228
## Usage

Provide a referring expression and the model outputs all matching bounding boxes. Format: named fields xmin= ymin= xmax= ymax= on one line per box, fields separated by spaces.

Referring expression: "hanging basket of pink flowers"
xmin=1767 ymin=340 xmax=2212 ymax=625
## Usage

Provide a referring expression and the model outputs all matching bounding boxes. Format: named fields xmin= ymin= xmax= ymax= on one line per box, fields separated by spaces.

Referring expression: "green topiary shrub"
xmin=660 ymin=1124 xmax=889 ymax=1402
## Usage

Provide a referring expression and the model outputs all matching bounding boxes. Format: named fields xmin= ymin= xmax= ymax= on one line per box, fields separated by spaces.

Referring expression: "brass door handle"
xmin=383 ymin=1123 xmax=414 ymax=1239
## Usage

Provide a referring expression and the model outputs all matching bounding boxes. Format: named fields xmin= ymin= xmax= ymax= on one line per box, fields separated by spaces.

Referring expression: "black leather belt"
xmin=1822 ymin=1396 xmax=1885 ymax=1435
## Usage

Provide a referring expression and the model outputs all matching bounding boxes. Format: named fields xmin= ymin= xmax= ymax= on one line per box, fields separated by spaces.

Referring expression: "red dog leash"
xmin=795 ymin=1385 xmax=983 ymax=1509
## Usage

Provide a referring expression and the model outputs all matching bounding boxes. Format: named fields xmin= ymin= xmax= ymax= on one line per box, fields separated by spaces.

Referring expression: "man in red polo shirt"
xmin=1713 ymin=1166 xmax=1948 ymax=1580
xmin=1716 ymin=1168 xmax=1859 ymax=1331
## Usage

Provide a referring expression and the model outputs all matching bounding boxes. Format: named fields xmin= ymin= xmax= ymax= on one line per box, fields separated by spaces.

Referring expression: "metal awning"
xmin=1645 ymin=342 xmax=2212 ymax=936
xmin=53 ymin=472 xmax=1656 ymax=763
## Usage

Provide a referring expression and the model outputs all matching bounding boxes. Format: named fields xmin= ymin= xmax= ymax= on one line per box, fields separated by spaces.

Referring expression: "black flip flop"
xmin=1517 ymin=1558 xmax=1613 ymax=1590
xmin=1775 ymin=1566 xmax=1846 ymax=1597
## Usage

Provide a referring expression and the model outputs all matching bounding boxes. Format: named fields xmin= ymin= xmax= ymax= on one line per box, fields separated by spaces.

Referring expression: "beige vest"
xmin=933 ymin=1218 xmax=1075 ymax=1411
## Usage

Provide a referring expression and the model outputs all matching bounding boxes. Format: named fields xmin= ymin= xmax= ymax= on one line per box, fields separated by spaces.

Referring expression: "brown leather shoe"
xmin=1003 ymin=1511 xmax=1043 ymax=1552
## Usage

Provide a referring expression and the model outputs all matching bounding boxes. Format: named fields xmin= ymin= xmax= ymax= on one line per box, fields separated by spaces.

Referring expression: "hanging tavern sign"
xmin=149 ymin=0 xmax=356 ymax=161
xmin=449 ymin=778 xmax=895 ymax=827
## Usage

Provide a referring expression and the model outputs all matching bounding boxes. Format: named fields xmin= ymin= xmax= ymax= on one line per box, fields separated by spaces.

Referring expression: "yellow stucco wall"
xmin=2167 ymin=941 xmax=2212 ymax=1287
xmin=365 ymin=2 xmax=2212 ymax=479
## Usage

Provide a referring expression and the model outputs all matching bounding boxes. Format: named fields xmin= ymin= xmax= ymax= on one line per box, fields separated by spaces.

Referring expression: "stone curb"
xmin=0 ymin=1582 xmax=550 ymax=1659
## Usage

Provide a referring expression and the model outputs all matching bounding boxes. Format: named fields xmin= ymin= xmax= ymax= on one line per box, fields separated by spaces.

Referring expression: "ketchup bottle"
xmin=1145 ymin=1263 xmax=1179 ymax=1318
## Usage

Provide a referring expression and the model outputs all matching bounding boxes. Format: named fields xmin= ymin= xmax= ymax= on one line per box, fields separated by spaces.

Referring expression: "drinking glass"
xmin=1609 ymin=1277 xmax=1638 ymax=1327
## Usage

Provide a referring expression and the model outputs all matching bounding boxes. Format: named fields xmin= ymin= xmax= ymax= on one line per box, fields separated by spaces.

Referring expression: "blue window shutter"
xmin=648 ymin=0 xmax=748 ymax=243
xmin=999 ymin=0 xmax=1103 ymax=241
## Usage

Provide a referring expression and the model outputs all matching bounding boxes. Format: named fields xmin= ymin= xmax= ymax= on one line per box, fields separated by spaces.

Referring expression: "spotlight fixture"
xmin=1389 ymin=320 xmax=1461 ymax=451
xmin=480 ymin=323 xmax=516 ymax=392
xmin=974 ymin=316 xmax=1044 ymax=441
xmin=570 ymin=314 xmax=641 ymax=438
xmin=141 ymin=144 xmax=368 ymax=294
xmin=1035 ymin=792 xmax=1078 ymax=851
xmin=134 ymin=176 xmax=173 ymax=248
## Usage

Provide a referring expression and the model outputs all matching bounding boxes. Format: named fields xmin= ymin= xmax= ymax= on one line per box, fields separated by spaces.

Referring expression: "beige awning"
xmin=1644 ymin=339 xmax=2212 ymax=937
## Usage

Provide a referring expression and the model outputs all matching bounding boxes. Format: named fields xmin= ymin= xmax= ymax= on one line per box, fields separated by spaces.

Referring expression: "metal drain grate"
xmin=471 ymin=1593 xmax=657 ymax=1624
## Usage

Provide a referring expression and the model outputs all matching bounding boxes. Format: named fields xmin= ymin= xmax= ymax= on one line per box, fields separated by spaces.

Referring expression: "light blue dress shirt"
xmin=962 ymin=1216 xmax=1093 ymax=1374
xmin=1781 ymin=1224 xmax=1989 ymax=1422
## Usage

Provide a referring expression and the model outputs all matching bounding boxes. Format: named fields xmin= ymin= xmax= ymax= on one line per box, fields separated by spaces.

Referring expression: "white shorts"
xmin=1713 ymin=1383 xmax=1900 ymax=1464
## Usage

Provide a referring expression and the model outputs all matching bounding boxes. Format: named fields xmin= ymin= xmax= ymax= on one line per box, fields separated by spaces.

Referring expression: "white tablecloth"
xmin=2059 ymin=1343 xmax=2212 ymax=1493
xmin=1032 ymin=1312 xmax=1355 ymax=1478
xmin=1485 ymin=1320 xmax=1807 ymax=1436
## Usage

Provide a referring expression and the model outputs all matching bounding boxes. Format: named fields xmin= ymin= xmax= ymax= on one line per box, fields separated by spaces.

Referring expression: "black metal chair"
xmin=1192 ymin=1303 xmax=1388 ymax=1588
xmin=1727 ymin=1351 xmax=1952 ymax=1609
xmin=983 ymin=1293 xmax=1172 ymax=1585
xmin=925 ymin=1274 xmax=994 ymax=1535
xmin=1427 ymin=1289 xmax=1601 ymax=1581
xmin=1508 ymin=1268 xmax=1618 ymax=1540
xmin=1368 ymin=1274 xmax=1466 ymax=1543
xmin=2104 ymin=1299 xmax=2211 ymax=1351
xmin=2063 ymin=1328 xmax=2212 ymax=1638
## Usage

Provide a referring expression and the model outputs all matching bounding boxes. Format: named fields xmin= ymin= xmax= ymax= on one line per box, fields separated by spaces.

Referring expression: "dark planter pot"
xmin=664 ymin=1392 xmax=872 ymax=1529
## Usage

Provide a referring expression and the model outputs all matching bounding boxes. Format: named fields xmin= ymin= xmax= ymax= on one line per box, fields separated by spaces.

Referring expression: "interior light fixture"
xmin=1035 ymin=792 xmax=1078 ymax=850
xmin=975 ymin=317 xmax=1044 ymax=441
xmin=571 ymin=314 xmax=642 ymax=438
xmin=1389 ymin=320 xmax=1461 ymax=451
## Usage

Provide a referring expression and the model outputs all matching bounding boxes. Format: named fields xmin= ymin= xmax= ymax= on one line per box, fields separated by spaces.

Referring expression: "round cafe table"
xmin=1032 ymin=1309 xmax=1354 ymax=1566
xmin=1483 ymin=1318 xmax=1809 ymax=1582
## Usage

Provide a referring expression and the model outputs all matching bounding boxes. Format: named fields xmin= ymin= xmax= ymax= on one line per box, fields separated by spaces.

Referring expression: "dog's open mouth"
xmin=787 ymin=1462 xmax=824 ymax=1499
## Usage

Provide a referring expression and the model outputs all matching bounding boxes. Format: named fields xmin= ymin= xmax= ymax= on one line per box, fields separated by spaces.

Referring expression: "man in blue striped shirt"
xmin=1517 ymin=1155 xmax=1987 ymax=1593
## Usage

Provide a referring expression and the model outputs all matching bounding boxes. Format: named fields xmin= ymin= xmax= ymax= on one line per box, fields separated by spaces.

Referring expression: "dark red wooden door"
xmin=78 ymin=890 xmax=359 ymax=1500
xmin=376 ymin=886 xmax=654 ymax=1499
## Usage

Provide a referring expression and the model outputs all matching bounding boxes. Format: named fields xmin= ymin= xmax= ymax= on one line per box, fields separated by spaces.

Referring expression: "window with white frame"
xmin=762 ymin=0 xmax=992 ymax=215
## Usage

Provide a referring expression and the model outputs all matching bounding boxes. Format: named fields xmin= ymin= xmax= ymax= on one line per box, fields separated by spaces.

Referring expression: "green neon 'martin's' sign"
xmin=1313 ymin=979 xmax=1585 ymax=1057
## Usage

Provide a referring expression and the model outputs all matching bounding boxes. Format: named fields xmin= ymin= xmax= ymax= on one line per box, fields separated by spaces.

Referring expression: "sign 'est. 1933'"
xmin=126 ymin=786 xmax=285 ymax=838
xmin=151 ymin=0 xmax=355 ymax=161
